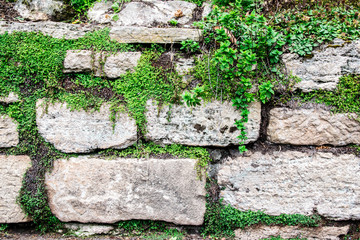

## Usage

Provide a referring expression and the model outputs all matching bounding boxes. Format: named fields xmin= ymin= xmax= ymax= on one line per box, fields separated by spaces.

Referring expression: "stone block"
xmin=0 ymin=115 xmax=19 ymax=148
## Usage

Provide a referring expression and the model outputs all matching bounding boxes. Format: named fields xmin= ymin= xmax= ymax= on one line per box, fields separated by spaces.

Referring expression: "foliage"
xmin=70 ymin=0 xmax=97 ymax=15
xmin=180 ymin=40 xmax=200 ymax=54
xmin=0 ymin=224 xmax=8 ymax=232
xmin=258 ymin=81 xmax=274 ymax=104
xmin=182 ymin=85 xmax=205 ymax=107
xmin=203 ymin=199 xmax=321 ymax=237
xmin=169 ymin=19 xmax=178 ymax=26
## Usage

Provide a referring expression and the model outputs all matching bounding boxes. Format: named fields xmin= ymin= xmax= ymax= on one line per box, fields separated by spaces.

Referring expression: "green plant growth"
xmin=0 ymin=224 xmax=8 ymax=232
xmin=169 ymin=19 xmax=178 ymax=26
xmin=180 ymin=39 xmax=200 ymax=54
xmin=182 ymin=85 xmax=205 ymax=107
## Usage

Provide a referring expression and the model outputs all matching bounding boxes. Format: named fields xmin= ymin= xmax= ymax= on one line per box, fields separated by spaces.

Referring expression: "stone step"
xmin=45 ymin=156 xmax=206 ymax=225
xmin=0 ymin=115 xmax=19 ymax=148
xmin=36 ymin=99 xmax=137 ymax=153
xmin=267 ymin=107 xmax=360 ymax=146
xmin=235 ymin=225 xmax=350 ymax=240
xmin=63 ymin=50 xmax=141 ymax=78
xmin=0 ymin=155 xmax=32 ymax=223
xmin=218 ymin=150 xmax=360 ymax=220
xmin=145 ymin=99 xmax=261 ymax=147
xmin=110 ymin=26 xmax=202 ymax=43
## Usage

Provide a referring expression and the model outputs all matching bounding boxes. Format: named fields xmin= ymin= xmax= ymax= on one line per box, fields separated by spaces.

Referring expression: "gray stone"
xmin=36 ymin=99 xmax=137 ymax=153
xmin=63 ymin=50 xmax=141 ymax=78
xmin=45 ymin=156 xmax=206 ymax=225
xmin=267 ymin=107 xmax=360 ymax=146
xmin=145 ymin=99 xmax=261 ymax=146
xmin=218 ymin=151 xmax=360 ymax=220
xmin=202 ymin=2 xmax=212 ymax=19
xmin=0 ymin=115 xmax=19 ymax=148
xmin=14 ymin=0 xmax=64 ymax=21
xmin=0 ymin=21 xmax=103 ymax=40
xmin=110 ymin=26 xmax=202 ymax=43
xmin=283 ymin=39 xmax=360 ymax=92
xmin=87 ymin=0 xmax=113 ymax=24
xmin=0 ymin=92 xmax=19 ymax=103
xmin=0 ymin=155 xmax=31 ymax=223
xmin=175 ymin=57 xmax=195 ymax=83
xmin=64 ymin=223 xmax=114 ymax=237
xmin=112 ymin=1 xmax=197 ymax=26
xmin=235 ymin=225 xmax=350 ymax=240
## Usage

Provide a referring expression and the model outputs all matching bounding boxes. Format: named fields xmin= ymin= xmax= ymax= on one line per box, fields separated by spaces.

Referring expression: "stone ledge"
xmin=36 ymin=99 xmax=137 ymax=153
xmin=218 ymin=151 xmax=360 ymax=220
xmin=0 ymin=155 xmax=32 ymax=223
xmin=45 ymin=156 xmax=206 ymax=225
xmin=0 ymin=92 xmax=20 ymax=104
xmin=0 ymin=115 xmax=19 ymax=148
xmin=63 ymin=50 xmax=141 ymax=78
xmin=145 ymin=99 xmax=261 ymax=147
xmin=267 ymin=107 xmax=360 ymax=146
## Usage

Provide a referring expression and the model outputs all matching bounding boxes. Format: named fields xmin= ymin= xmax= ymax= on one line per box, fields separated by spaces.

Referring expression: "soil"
xmin=0 ymin=0 xmax=20 ymax=21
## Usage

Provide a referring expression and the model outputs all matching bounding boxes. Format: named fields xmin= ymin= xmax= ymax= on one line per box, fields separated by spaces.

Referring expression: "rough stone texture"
xmin=14 ymin=0 xmax=64 ymax=21
xmin=63 ymin=50 xmax=141 ymax=78
xmin=218 ymin=151 xmax=360 ymax=220
xmin=235 ymin=225 xmax=350 ymax=240
xmin=202 ymin=2 xmax=212 ymax=19
xmin=283 ymin=38 xmax=360 ymax=92
xmin=36 ymin=99 xmax=137 ymax=153
xmin=0 ymin=155 xmax=31 ymax=223
xmin=175 ymin=57 xmax=195 ymax=83
xmin=112 ymin=1 xmax=197 ymax=26
xmin=267 ymin=107 xmax=360 ymax=146
xmin=0 ymin=92 xmax=19 ymax=103
xmin=145 ymin=99 xmax=261 ymax=146
xmin=0 ymin=21 xmax=103 ymax=40
xmin=45 ymin=156 xmax=206 ymax=225
xmin=64 ymin=224 xmax=114 ymax=237
xmin=87 ymin=0 xmax=113 ymax=24
xmin=110 ymin=26 xmax=202 ymax=43
xmin=0 ymin=115 xmax=19 ymax=148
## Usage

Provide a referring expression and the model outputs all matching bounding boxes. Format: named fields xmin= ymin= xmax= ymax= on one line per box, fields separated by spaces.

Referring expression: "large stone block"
xmin=63 ymin=50 xmax=141 ymax=78
xmin=235 ymin=225 xmax=350 ymax=240
xmin=145 ymin=99 xmax=261 ymax=146
xmin=0 ymin=21 xmax=103 ymax=40
xmin=110 ymin=27 xmax=202 ymax=43
xmin=283 ymin=39 xmax=360 ymax=92
xmin=0 ymin=155 xmax=31 ymax=223
xmin=218 ymin=151 xmax=360 ymax=220
xmin=36 ymin=99 xmax=137 ymax=153
xmin=0 ymin=115 xmax=19 ymax=148
xmin=267 ymin=107 xmax=360 ymax=146
xmin=0 ymin=92 xmax=19 ymax=104
xmin=45 ymin=156 xmax=206 ymax=225
xmin=14 ymin=0 xmax=64 ymax=21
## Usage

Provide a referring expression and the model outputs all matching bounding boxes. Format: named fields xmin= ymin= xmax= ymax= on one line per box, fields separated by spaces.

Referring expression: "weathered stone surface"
xmin=175 ymin=57 xmax=195 ymax=83
xmin=0 ymin=92 xmax=19 ymax=103
xmin=218 ymin=151 xmax=360 ymax=220
xmin=145 ymin=99 xmax=261 ymax=146
xmin=110 ymin=26 xmax=202 ymax=43
xmin=267 ymin=107 xmax=360 ymax=146
xmin=0 ymin=155 xmax=31 ymax=223
xmin=0 ymin=115 xmax=19 ymax=148
xmin=63 ymin=50 xmax=141 ymax=78
xmin=113 ymin=1 xmax=197 ymax=26
xmin=202 ymin=2 xmax=212 ymax=19
xmin=87 ymin=0 xmax=113 ymax=24
xmin=0 ymin=21 xmax=103 ymax=40
xmin=235 ymin=225 xmax=350 ymax=240
xmin=46 ymin=156 xmax=206 ymax=225
xmin=283 ymin=38 xmax=360 ymax=92
xmin=15 ymin=0 xmax=64 ymax=21
xmin=36 ymin=99 xmax=137 ymax=153
xmin=64 ymin=224 xmax=114 ymax=237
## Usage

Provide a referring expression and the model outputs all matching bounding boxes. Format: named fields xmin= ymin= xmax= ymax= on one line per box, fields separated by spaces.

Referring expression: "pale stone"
xmin=15 ymin=0 xmax=64 ymax=21
xmin=36 ymin=99 xmax=137 ymax=153
xmin=267 ymin=107 xmax=360 ymax=146
xmin=64 ymin=224 xmax=114 ymax=237
xmin=145 ymin=99 xmax=261 ymax=146
xmin=0 ymin=115 xmax=19 ymax=148
xmin=0 ymin=155 xmax=31 ymax=223
xmin=175 ymin=57 xmax=195 ymax=83
xmin=202 ymin=2 xmax=212 ymax=19
xmin=112 ymin=1 xmax=197 ymax=26
xmin=63 ymin=50 xmax=141 ymax=78
xmin=87 ymin=0 xmax=113 ymax=24
xmin=110 ymin=26 xmax=202 ymax=43
xmin=235 ymin=225 xmax=350 ymax=240
xmin=218 ymin=151 xmax=360 ymax=220
xmin=0 ymin=92 xmax=19 ymax=103
xmin=46 ymin=156 xmax=206 ymax=225
xmin=0 ymin=21 xmax=103 ymax=40
xmin=283 ymin=39 xmax=360 ymax=92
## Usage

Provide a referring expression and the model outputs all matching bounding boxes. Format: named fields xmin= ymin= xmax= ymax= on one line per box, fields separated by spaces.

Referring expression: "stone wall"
xmin=1 ymin=1 xmax=360 ymax=239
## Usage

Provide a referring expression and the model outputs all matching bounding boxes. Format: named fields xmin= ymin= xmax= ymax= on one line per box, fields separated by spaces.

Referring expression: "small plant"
xmin=0 ymin=224 xmax=8 ymax=232
xmin=258 ymin=81 xmax=274 ymax=104
xmin=182 ymin=85 xmax=205 ymax=107
xmin=180 ymin=40 xmax=200 ymax=54
xmin=169 ymin=19 xmax=178 ymax=26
